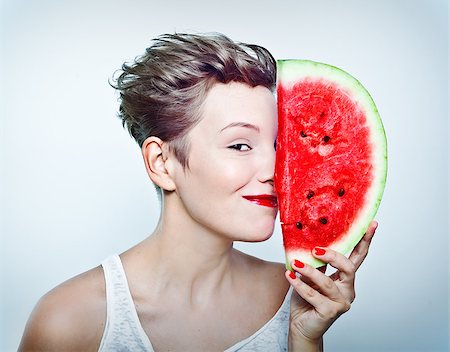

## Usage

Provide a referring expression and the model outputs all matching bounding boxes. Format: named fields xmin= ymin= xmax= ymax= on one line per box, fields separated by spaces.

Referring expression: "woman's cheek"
xmin=218 ymin=160 xmax=255 ymax=190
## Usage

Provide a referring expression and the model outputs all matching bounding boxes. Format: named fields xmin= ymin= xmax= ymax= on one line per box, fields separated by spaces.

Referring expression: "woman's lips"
xmin=242 ymin=195 xmax=278 ymax=208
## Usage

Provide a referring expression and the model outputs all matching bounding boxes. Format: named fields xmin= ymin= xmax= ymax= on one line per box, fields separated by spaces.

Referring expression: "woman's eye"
xmin=228 ymin=144 xmax=252 ymax=151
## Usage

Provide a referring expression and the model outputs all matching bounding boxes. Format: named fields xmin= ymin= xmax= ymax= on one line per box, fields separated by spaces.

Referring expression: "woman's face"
xmin=171 ymin=81 xmax=278 ymax=242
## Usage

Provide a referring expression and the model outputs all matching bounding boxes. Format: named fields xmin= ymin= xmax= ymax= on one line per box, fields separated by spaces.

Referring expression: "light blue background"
xmin=1 ymin=0 xmax=448 ymax=351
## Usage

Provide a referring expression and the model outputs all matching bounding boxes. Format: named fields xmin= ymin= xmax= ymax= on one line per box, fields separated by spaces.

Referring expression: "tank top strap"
xmin=98 ymin=254 xmax=153 ymax=352
xmin=225 ymin=286 xmax=291 ymax=351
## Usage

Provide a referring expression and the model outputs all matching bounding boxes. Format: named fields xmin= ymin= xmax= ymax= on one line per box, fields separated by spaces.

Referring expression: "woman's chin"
xmin=243 ymin=222 xmax=275 ymax=242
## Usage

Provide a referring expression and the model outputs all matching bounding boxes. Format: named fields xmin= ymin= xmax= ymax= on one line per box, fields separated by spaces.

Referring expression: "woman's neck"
xmin=132 ymin=194 xmax=239 ymax=308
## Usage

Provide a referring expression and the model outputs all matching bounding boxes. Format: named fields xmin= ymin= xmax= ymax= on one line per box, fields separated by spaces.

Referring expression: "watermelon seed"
xmin=307 ymin=191 xmax=315 ymax=199
xmin=320 ymin=111 xmax=326 ymax=118
xmin=300 ymin=131 xmax=307 ymax=138
xmin=323 ymin=135 xmax=331 ymax=143
xmin=319 ymin=217 xmax=328 ymax=224
xmin=296 ymin=222 xmax=303 ymax=230
xmin=338 ymin=188 xmax=345 ymax=197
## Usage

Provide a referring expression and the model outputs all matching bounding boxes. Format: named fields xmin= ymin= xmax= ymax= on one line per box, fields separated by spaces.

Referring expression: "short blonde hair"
xmin=111 ymin=32 xmax=276 ymax=168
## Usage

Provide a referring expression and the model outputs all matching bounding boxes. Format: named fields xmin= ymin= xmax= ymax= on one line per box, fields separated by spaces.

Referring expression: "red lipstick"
xmin=242 ymin=195 xmax=278 ymax=208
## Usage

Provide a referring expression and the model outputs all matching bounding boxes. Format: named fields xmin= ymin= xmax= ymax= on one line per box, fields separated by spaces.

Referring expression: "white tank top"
xmin=98 ymin=254 xmax=292 ymax=352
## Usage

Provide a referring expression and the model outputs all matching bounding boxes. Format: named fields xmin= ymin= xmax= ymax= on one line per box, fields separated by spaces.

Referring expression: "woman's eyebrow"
xmin=219 ymin=122 xmax=260 ymax=134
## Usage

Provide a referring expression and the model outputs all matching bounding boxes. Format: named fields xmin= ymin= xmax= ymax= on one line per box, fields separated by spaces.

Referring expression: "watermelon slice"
xmin=275 ymin=60 xmax=387 ymax=269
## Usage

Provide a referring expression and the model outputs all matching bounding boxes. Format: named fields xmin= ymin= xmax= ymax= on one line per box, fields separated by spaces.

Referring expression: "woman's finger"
xmin=348 ymin=220 xmax=378 ymax=270
xmin=285 ymin=270 xmax=350 ymax=318
xmin=297 ymin=264 xmax=327 ymax=291
xmin=312 ymin=247 xmax=356 ymax=285
xmin=290 ymin=260 xmax=344 ymax=302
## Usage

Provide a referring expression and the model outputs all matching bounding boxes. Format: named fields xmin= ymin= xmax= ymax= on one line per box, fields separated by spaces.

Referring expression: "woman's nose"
xmin=257 ymin=146 xmax=276 ymax=184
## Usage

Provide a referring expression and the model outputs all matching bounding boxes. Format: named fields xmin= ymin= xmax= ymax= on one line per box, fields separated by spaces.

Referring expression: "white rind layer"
xmin=278 ymin=59 xmax=388 ymax=268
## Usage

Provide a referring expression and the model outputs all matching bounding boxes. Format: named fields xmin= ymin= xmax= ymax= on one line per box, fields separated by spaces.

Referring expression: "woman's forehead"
xmin=198 ymin=82 xmax=276 ymax=131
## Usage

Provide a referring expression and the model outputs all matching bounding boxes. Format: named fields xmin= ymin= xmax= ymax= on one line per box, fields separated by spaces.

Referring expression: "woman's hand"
xmin=285 ymin=221 xmax=378 ymax=351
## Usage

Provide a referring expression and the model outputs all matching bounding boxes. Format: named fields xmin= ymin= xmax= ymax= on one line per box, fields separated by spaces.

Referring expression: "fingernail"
xmin=294 ymin=259 xmax=305 ymax=268
xmin=314 ymin=247 xmax=326 ymax=256
xmin=289 ymin=271 xmax=296 ymax=280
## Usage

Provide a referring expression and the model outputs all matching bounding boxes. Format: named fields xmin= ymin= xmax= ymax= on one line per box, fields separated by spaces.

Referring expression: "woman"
xmin=19 ymin=32 xmax=377 ymax=351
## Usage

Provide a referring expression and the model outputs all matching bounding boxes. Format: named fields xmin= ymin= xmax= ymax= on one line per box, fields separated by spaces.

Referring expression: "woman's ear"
xmin=141 ymin=136 xmax=176 ymax=191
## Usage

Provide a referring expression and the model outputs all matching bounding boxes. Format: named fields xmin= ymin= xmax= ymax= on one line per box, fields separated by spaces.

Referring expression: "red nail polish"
xmin=294 ymin=260 xmax=305 ymax=268
xmin=314 ymin=248 xmax=326 ymax=256
xmin=289 ymin=271 xmax=296 ymax=280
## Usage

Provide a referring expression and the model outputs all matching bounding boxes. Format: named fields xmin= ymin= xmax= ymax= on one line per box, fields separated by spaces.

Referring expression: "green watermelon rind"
xmin=277 ymin=59 xmax=388 ymax=270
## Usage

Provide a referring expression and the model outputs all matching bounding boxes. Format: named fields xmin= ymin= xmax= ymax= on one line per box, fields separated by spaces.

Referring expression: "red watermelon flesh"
xmin=275 ymin=60 xmax=387 ymax=268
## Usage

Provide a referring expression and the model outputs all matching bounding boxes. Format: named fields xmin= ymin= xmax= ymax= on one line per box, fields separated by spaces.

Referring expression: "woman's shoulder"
xmin=19 ymin=265 xmax=106 ymax=352
xmin=233 ymin=248 xmax=287 ymax=276
xmin=233 ymin=249 xmax=290 ymax=301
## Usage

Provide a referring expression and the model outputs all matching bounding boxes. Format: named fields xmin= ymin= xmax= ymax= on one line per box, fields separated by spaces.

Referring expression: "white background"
xmin=1 ymin=0 xmax=448 ymax=351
